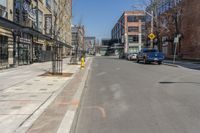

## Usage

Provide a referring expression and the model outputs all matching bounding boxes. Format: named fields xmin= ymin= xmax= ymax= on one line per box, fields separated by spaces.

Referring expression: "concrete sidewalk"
xmin=0 ymin=58 xmax=88 ymax=133
xmin=164 ymin=60 xmax=200 ymax=70
xmin=25 ymin=58 xmax=92 ymax=133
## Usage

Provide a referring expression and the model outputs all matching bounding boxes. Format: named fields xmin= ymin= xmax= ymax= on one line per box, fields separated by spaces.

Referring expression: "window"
xmin=38 ymin=9 xmax=43 ymax=32
xmin=127 ymin=15 xmax=145 ymax=22
xmin=127 ymin=16 xmax=136 ymax=22
xmin=46 ymin=0 xmax=51 ymax=10
xmin=128 ymin=26 xmax=139 ymax=32
xmin=0 ymin=35 xmax=8 ymax=66
xmin=128 ymin=35 xmax=139 ymax=43
xmin=0 ymin=0 xmax=6 ymax=7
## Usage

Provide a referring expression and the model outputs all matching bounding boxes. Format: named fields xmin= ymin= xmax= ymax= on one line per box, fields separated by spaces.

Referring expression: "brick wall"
xmin=180 ymin=0 xmax=200 ymax=60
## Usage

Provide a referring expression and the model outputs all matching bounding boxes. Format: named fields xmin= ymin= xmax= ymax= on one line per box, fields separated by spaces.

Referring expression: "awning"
xmin=0 ymin=16 xmax=72 ymax=48
xmin=0 ymin=16 xmax=22 ymax=30
xmin=22 ymin=27 xmax=53 ymax=40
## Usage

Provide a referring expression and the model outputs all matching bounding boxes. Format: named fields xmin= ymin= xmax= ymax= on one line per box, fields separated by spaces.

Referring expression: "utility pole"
xmin=150 ymin=10 xmax=154 ymax=48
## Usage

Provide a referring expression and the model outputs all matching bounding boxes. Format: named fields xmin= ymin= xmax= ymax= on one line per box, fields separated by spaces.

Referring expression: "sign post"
xmin=148 ymin=33 xmax=156 ymax=48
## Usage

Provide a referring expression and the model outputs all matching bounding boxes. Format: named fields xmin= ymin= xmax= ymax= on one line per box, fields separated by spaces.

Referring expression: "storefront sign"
xmin=44 ymin=14 xmax=52 ymax=35
xmin=20 ymin=38 xmax=31 ymax=44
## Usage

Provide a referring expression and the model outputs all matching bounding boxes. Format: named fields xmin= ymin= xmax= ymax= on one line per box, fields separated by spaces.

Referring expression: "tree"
xmin=51 ymin=0 xmax=70 ymax=74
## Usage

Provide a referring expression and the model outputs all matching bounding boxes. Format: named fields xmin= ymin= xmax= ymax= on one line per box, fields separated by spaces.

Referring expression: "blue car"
xmin=136 ymin=48 xmax=165 ymax=65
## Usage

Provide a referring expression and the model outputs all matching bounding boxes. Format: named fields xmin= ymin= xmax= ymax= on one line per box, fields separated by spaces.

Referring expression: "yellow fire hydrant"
xmin=80 ymin=57 xmax=85 ymax=69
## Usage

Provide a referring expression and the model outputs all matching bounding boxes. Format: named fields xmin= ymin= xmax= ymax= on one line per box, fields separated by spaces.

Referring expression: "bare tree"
xmin=51 ymin=0 xmax=69 ymax=74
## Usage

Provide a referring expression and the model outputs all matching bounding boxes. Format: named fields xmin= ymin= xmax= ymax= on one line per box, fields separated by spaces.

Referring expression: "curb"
xmin=163 ymin=63 xmax=180 ymax=67
xmin=56 ymin=58 xmax=93 ymax=133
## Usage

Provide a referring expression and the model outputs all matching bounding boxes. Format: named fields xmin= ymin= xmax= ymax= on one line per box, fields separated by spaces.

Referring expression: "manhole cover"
xmin=40 ymin=89 xmax=47 ymax=91
xmin=11 ymin=106 xmax=22 ymax=109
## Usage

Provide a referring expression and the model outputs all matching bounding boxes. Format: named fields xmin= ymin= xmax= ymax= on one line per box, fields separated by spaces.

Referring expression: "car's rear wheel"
xmin=136 ymin=58 xmax=139 ymax=63
xmin=158 ymin=61 xmax=162 ymax=65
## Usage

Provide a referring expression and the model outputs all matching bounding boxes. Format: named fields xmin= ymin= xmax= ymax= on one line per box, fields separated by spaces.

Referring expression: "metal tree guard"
xmin=52 ymin=41 xmax=63 ymax=75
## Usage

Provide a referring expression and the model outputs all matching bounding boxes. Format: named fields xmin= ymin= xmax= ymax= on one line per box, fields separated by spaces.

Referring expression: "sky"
xmin=72 ymin=0 xmax=146 ymax=40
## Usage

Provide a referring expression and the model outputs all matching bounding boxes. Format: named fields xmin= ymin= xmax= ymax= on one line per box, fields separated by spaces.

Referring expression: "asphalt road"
xmin=75 ymin=56 xmax=200 ymax=133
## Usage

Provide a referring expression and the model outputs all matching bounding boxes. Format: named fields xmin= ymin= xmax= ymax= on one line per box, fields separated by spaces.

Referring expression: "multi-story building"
xmin=71 ymin=25 xmax=85 ymax=55
xmin=111 ymin=11 xmax=146 ymax=54
xmin=0 ymin=0 xmax=14 ymax=68
xmin=84 ymin=36 xmax=96 ymax=55
xmin=0 ymin=0 xmax=72 ymax=69
xmin=146 ymin=0 xmax=200 ymax=60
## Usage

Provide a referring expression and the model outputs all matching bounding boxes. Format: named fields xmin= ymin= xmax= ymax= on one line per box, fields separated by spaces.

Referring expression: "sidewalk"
xmin=0 ymin=58 xmax=89 ymax=133
xmin=164 ymin=60 xmax=200 ymax=70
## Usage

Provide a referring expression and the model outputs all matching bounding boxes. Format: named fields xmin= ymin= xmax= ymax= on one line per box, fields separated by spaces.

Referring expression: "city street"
xmin=75 ymin=56 xmax=200 ymax=133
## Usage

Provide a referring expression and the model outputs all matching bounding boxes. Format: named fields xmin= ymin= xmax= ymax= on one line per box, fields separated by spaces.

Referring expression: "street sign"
xmin=148 ymin=33 xmax=156 ymax=40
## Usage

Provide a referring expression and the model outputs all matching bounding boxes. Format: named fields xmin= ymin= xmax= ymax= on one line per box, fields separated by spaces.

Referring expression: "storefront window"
xmin=0 ymin=36 xmax=8 ymax=66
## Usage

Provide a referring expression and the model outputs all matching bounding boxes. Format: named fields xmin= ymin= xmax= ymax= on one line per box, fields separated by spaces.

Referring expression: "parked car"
xmin=136 ymin=48 xmax=165 ymax=64
xmin=127 ymin=53 xmax=138 ymax=61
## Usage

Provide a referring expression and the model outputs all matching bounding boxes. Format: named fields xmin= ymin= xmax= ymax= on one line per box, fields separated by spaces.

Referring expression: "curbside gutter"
xmin=57 ymin=58 xmax=93 ymax=133
xmin=163 ymin=63 xmax=179 ymax=67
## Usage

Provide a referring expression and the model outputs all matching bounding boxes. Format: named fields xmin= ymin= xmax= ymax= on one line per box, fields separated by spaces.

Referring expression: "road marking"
xmin=84 ymin=106 xmax=106 ymax=118
xmin=57 ymin=110 xmax=75 ymax=133
xmin=58 ymin=100 xmax=79 ymax=107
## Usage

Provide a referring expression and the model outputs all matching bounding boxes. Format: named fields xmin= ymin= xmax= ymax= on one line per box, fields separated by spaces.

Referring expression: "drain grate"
xmin=159 ymin=82 xmax=175 ymax=84
xmin=29 ymin=95 xmax=37 ymax=97
xmin=26 ymin=83 xmax=32 ymax=85
xmin=15 ymin=88 xmax=23 ymax=90
xmin=40 ymin=89 xmax=47 ymax=91
xmin=0 ymin=95 xmax=8 ymax=97
xmin=47 ymin=84 xmax=53 ymax=86
xmin=11 ymin=106 xmax=22 ymax=109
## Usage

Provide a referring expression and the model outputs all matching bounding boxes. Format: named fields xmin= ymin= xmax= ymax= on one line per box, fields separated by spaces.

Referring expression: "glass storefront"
xmin=0 ymin=35 xmax=8 ymax=67
xmin=18 ymin=43 xmax=29 ymax=65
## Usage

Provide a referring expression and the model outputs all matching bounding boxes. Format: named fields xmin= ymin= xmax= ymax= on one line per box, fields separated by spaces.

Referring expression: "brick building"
xmin=146 ymin=0 xmax=200 ymax=60
xmin=111 ymin=11 xmax=145 ymax=54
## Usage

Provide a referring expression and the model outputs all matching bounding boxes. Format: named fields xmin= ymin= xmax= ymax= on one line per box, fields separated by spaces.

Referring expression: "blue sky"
xmin=72 ymin=0 xmax=145 ymax=40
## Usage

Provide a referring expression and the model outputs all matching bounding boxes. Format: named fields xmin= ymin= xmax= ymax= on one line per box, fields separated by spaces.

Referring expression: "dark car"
xmin=136 ymin=48 xmax=165 ymax=64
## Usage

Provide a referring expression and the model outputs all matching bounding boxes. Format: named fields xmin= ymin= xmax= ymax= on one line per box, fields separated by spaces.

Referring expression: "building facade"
xmin=71 ymin=25 xmax=85 ymax=55
xmin=0 ymin=0 xmax=72 ymax=69
xmin=84 ymin=36 xmax=96 ymax=55
xmin=146 ymin=0 xmax=200 ymax=60
xmin=111 ymin=11 xmax=146 ymax=54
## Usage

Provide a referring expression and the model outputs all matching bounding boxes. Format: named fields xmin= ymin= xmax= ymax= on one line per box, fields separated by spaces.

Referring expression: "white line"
xmin=57 ymin=111 xmax=75 ymax=133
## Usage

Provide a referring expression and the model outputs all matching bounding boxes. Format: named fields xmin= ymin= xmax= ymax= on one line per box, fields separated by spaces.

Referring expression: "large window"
xmin=38 ymin=9 xmax=43 ymax=32
xmin=46 ymin=0 xmax=51 ymax=10
xmin=127 ymin=15 xmax=145 ymax=22
xmin=0 ymin=35 xmax=8 ymax=66
xmin=128 ymin=26 xmax=139 ymax=32
xmin=128 ymin=35 xmax=139 ymax=43
xmin=0 ymin=0 xmax=6 ymax=7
